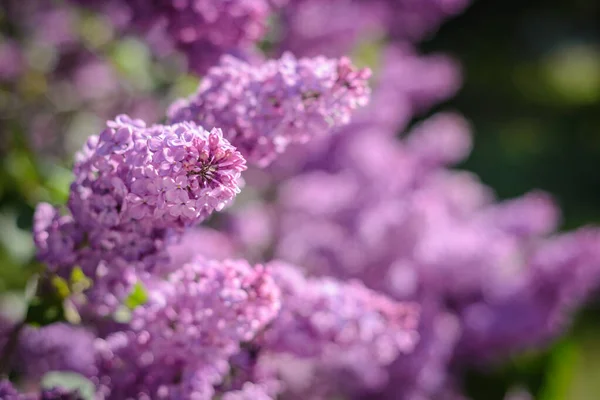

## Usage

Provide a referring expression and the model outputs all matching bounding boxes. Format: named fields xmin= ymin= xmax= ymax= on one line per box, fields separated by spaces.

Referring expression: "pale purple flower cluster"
xmin=264 ymin=261 xmax=419 ymax=362
xmin=275 ymin=0 xmax=471 ymax=57
xmin=259 ymin=261 xmax=420 ymax=395
xmin=168 ymin=53 xmax=371 ymax=166
xmin=16 ymin=324 xmax=97 ymax=380
xmin=71 ymin=115 xmax=246 ymax=228
xmin=33 ymin=114 xmax=246 ymax=316
xmin=94 ymin=257 xmax=281 ymax=399
xmin=71 ymin=0 xmax=270 ymax=74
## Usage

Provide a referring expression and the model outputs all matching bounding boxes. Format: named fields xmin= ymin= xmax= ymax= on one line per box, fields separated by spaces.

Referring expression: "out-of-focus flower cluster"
xmin=69 ymin=0 xmax=271 ymax=74
xmin=0 ymin=0 xmax=176 ymax=162
xmin=3 ymin=0 xmax=600 ymax=399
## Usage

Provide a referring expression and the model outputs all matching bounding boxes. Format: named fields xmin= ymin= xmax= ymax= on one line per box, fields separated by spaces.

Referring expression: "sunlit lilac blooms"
xmin=168 ymin=53 xmax=371 ymax=166
xmin=93 ymin=257 xmax=281 ymax=399
xmin=33 ymin=114 xmax=247 ymax=316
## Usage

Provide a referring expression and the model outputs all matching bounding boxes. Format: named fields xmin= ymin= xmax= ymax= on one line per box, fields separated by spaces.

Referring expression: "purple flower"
xmin=0 ymin=380 xmax=20 ymax=399
xmin=34 ymin=114 xmax=246 ymax=317
xmin=262 ymin=261 xmax=419 ymax=374
xmin=94 ymin=257 xmax=281 ymax=399
xmin=71 ymin=0 xmax=271 ymax=74
xmin=274 ymin=0 xmax=471 ymax=57
xmin=221 ymin=382 xmax=275 ymax=400
xmin=72 ymin=115 xmax=246 ymax=228
xmin=33 ymin=204 xmax=84 ymax=271
xmin=16 ymin=324 xmax=97 ymax=379
xmin=168 ymin=53 xmax=371 ymax=166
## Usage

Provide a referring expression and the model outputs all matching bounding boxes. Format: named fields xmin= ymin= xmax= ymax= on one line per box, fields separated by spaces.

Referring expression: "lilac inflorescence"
xmin=263 ymin=261 xmax=420 ymax=365
xmin=168 ymin=53 xmax=371 ymax=166
xmin=275 ymin=0 xmax=471 ymax=57
xmin=71 ymin=0 xmax=270 ymax=74
xmin=16 ymin=323 xmax=97 ymax=380
xmin=71 ymin=114 xmax=246 ymax=228
xmin=33 ymin=114 xmax=246 ymax=316
xmin=94 ymin=257 xmax=281 ymax=399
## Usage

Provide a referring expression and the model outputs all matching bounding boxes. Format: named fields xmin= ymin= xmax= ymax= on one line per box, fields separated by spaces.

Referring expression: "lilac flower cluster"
xmin=264 ymin=261 xmax=419 ymax=362
xmin=275 ymin=0 xmax=471 ymax=57
xmin=93 ymin=257 xmax=281 ymax=399
xmin=169 ymin=53 xmax=371 ymax=166
xmin=34 ymin=114 xmax=246 ymax=315
xmin=70 ymin=0 xmax=270 ymax=74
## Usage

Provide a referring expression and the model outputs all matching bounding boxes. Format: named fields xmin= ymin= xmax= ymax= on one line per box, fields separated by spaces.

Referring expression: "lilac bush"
xmin=2 ymin=0 xmax=600 ymax=399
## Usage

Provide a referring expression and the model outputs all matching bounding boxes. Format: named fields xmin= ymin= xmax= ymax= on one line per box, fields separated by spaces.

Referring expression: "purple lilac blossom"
xmin=94 ymin=257 xmax=281 ymax=399
xmin=70 ymin=114 xmax=246 ymax=228
xmin=274 ymin=0 xmax=471 ymax=57
xmin=257 ymin=261 xmax=420 ymax=395
xmin=260 ymin=45 xmax=463 ymax=181
xmin=263 ymin=261 xmax=419 ymax=359
xmin=15 ymin=323 xmax=97 ymax=380
xmin=168 ymin=53 xmax=371 ymax=166
xmin=220 ymin=382 xmax=275 ymax=400
xmin=457 ymin=228 xmax=600 ymax=360
xmin=33 ymin=115 xmax=246 ymax=316
xmin=0 ymin=380 xmax=23 ymax=400
xmin=70 ymin=0 xmax=270 ymax=74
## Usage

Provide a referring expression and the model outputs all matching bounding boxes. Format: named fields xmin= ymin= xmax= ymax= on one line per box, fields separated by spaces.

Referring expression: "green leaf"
xmin=539 ymin=339 xmax=578 ymax=400
xmin=124 ymin=282 xmax=148 ymax=310
xmin=51 ymin=276 xmax=71 ymax=300
xmin=70 ymin=266 xmax=92 ymax=293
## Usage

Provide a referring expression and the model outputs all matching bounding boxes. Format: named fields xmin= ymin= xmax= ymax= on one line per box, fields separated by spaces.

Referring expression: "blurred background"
xmin=1 ymin=0 xmax=600 ymax=398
